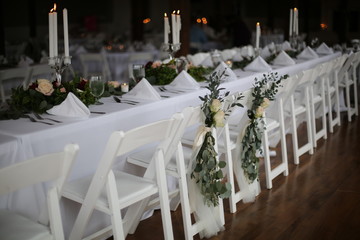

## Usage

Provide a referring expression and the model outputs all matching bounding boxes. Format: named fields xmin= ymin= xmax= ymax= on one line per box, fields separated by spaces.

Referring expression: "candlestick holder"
xmin=290 ymin=34 xmax=299 ymax=50
xmin=49 ymin=55 xmax=72 ymax=84
xmin=161 ymin=43 xmax=181 ymax=59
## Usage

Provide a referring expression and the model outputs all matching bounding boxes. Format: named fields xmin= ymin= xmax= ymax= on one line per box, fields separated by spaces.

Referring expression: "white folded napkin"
xmin=260 ymin=46 xmax=272 ymax=59
xmin=272 ymin=50 xmax=296 ymax=66
xmin=168 ymin=70 xmax=200 ymax=90
xmin=316 ymin=42 xmax=334 ymax=55
xmin=281 ymin=41 xmax=292 ymax=51
xmin=212 ymin=61 xmax=237 ymax=82
xmin=244 ymin=56 xmax=272 ymax=72
xmin=123 ymin=78 xmax=161 ymax=101
xmin=200 ymin=55 xmax=214 ymax=67
xmin=232 ymin=52 xmax=244 ymax=61
xmin=17 ymin=56 xmax=34 ymax=67
xmin=240 ymin=45 xmax=255 ymax=58
xmin=297 ymin=46 xmax=319 ymax=60
xmin=47 ymin=92 xmax=90 ymax=118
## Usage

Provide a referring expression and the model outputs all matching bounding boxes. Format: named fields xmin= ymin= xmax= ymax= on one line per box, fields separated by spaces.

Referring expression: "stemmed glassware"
xmin=89 ymin=75 xmax=105 ymax=105
xmin=132 ymin=64 xmax=145 ymax=84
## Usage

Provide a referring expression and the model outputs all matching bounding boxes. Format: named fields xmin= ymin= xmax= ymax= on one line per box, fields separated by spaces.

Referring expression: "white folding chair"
xmin=309 ymin=62 xmax=329 ymax=148
xmin=290 ymin=69 xmax=314 ymax=164
xmin=26 ymin=64 xmax=54 ymax=86
xmin=79 ymin=53 xmax=112 ymax=81
xmin=261 ymin=75 xmax=302 ymax=189
xmin=338 ymin=53 xmax=358 ymax=122
xmin=326 ymin=55 xmax=347 ymax=133
xmin=128 ymin=52 xmax=154 ymax=79
xmin=127 ymin=106 xmax=226 ymax=239
xmin=0 ymin=67 xmax=31 ymax=102
xmin=0 ymin=144 xmax=79 ymax=240
xmin=62 ymin=115 xmax=184 ymax=240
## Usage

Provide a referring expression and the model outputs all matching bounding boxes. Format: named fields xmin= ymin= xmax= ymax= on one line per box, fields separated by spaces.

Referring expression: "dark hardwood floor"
xmin=116 ymin=113 xmax=360 ymax=240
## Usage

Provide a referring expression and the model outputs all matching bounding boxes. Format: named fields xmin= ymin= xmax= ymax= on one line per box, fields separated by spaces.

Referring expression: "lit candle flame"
xmin=256 ymin=22 xmax=260 ymax=26
xmin=172 ymin=10 xmax=176 ymax=14
xmin=294 ymin=7 xmax=297 ymax=11
xmin=177 ymin=10 xmax=180 ymax=15
xmin=50 ymin=3 xmax=56 ymax=13
xmin=164 ymin=13 xmax=167 ymax=18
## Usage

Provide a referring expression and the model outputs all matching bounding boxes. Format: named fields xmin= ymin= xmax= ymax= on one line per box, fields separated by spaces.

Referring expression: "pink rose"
xmin=35 ymin=79 xmax=54 ymax=96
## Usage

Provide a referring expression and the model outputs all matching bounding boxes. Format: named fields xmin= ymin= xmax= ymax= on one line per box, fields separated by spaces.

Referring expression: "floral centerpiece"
xmin=145 ymin=60 xmax=177 ymax=85
xmin=191 ymin=70 xmax=243 ymax=207
xmin=240 ymin=72 xmax=287 ymax=183
xmin=0 ymin=76 xmax=97 ymax=119
xmin=187 ymin=64 xmax=213 ymax=82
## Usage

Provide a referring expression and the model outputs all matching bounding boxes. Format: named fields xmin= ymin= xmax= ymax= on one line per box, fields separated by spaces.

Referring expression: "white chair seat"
xmin=128 ymin=147 xmax=192 ymax=175
xmin=265 ymin=117 xmax=280 ymax=131
xmin=294 ymin=105 xmax=307 ymax=115
xmin=63 ymin=171 xmax=158 ymax=212
xmin=0 ymin=210 xmax=52 ymax=240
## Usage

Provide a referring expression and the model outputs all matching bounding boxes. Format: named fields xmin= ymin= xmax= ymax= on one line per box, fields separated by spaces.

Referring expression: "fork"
xmin=113 ymin=96 xmax=137 ymax=105
xmin=33 ymin=112 xmax=62 ymax=123
xmin=23 ymin=115 xmax=54 ymax=125
xmin=158 ymin=86 xmax=184 ymax=94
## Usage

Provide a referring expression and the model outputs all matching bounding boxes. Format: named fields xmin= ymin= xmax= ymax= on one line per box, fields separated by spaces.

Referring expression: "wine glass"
xmin=132 ymin=64 xmax=145 ymax=84
xmin=89 ymin=75 xmax=105 ymax=105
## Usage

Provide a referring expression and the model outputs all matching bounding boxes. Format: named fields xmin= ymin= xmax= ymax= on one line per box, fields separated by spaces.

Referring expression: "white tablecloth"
xmin=0 ymin=51 xmax=340 ymax=237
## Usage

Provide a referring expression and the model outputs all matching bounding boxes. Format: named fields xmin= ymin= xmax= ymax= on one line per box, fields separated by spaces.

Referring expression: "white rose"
xmin=255 ymin=106 xmax=264 ymax=118
xmin=210 ymin=99 xmax=221 ymax=113
xmin=213 ymin=110 xmax=225 ymax=127
xmin=260 ymin=98 xmax=270 ymax=109
xmin=36 ymin=79 xmax=54 ymax=96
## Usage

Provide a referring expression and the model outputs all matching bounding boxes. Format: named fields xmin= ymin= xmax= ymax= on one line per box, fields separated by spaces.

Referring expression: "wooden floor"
xmin=115 ymin=113 xmax=360 ymax=240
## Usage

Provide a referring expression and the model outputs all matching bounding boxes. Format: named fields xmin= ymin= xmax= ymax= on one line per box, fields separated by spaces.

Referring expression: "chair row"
xmin=1 ymin=52 xmax=359 ymax=239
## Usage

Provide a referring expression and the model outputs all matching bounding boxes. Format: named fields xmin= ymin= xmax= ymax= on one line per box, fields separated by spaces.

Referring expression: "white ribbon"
xmin=187 ymin=125 xmax=225 ymax=238
xmin=233 ymin=115 xmax=261 ymax=203
xmin=192 ymin=125 xmax=212 ymax=149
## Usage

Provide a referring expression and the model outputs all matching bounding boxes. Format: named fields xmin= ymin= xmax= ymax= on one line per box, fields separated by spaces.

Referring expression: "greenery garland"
xmin=240 ymin=72 xmax=288 ymax=183
xmin=191 ymin=70 xmax=243 ymax=207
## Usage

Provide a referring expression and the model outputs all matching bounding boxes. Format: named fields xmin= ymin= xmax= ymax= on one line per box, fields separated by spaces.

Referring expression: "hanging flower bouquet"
xmin=240 ymin=72 xmax=288 ymax=183
xmin=191 ymin=70 xmax=243 ymax=207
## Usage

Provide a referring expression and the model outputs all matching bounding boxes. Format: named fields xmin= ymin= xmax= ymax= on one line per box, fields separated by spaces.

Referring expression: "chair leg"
xmin=309 ymin=87 xmax=317 ymax=148
xmin=326 ymin=80 xmax=334 ymax=133
xmin=279 ymin=98 xmax=289 ymax=176
xmin=335 ymin=73 xmax=341 ymax=127
xmin=305 ymin=88 xmax=314 ymax=155
xmin=156 ymin=151 xmax=174 ymax=240
xmin=106 ymin=172 xmax=126 ymax=240
xmin=262 ymin=127 xmax=273 ymax=189
xmin=321 ymin=78 xmax=327 ymax=140
xmin=290 ymin=96 xmax=300 ymax=165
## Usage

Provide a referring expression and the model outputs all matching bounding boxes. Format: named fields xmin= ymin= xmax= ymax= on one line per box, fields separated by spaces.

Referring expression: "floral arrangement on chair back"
xmin=191 ymin=70 xmax=243 ymax=207
xmin=240 ymin=72 xmax=287 ymax=183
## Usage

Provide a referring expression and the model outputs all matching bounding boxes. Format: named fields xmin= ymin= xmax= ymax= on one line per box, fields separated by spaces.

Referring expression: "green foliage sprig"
xmin=187 ymin=65 xmax=213 ymax=82
xmin=191 ymin=70 xmax=243 ymax=207
xmin=231 ymin=57 xmax=254 ymax=70
xmin=145 ymin=60 xmax=177 ymax=85
xmin=0 ymin=76 xmax=96 ymax=119
xmin=240 ymin=72 xmax=288 ymax=183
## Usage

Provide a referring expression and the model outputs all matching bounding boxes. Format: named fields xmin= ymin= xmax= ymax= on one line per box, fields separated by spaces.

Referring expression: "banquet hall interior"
xmin=0 ymin=0 xmax=360 ymax=239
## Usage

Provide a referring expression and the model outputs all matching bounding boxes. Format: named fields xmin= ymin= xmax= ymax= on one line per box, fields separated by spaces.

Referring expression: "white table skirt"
xmin=0 ymin=52 xmax=340 ymax=237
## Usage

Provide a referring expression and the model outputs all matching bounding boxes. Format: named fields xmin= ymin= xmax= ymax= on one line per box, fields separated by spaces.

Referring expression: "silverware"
xmin=113 ymin=96 xmax=137 ymax=105
xmin=23 ymin=115 xmax=54 ymax=125
xmin=158 ymin=86 xmax=185 ymax=94
xmin=90 ymin=111 xmax=106 ymax=114
xmin=33 ymin=112 xmax=62 ymax=123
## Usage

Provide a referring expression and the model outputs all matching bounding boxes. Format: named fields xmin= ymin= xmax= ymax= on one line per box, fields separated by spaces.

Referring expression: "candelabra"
xmin=161 ymin=43 xmax=181 ymax=59
xmin=49 ymin=56 xmax=72 ymax=84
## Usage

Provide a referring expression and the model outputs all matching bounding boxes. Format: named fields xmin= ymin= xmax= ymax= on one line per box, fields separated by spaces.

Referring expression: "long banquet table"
xmin=0 ymin=51 xmax=340 ymax=237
